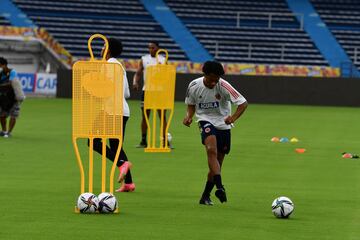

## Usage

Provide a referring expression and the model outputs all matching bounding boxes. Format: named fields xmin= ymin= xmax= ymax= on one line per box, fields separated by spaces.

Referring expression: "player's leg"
xmin=199 ymin=171 xmax=215 ymax=205
xmin=214 ymin=153 xmax=227 ymax=203
xmin=198 ymin=121 xmax=224 ymax=205
xmin=214 ymin=129 xmax=231 ymax=203
xmin=114 ymin=116 xmax=135 ymax=192
xmin=0 ymin=112 xmax=7 ymax=136
xmin=137 ymin=91 xmax=148 ymax=147
xmin=111 ymin=138 xmax=133 ymax=185
xmin=7 ymin=117 xmax=15 ymax=137
xmin=88 ymin=138 xmax=116 ymax=161
xmin=7 ymin=102 xmax=20 ymax=137
xmin=112 ymin=117 xmax=134 ymax=184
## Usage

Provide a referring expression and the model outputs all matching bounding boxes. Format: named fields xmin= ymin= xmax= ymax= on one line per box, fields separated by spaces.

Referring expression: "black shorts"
xmin=198 ymin=121 xmax=231 ymax=154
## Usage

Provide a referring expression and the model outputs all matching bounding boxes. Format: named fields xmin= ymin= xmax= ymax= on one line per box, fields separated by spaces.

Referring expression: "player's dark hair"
xmin=202 ymin=61 xmax=225 ymax=76
xmin=0 ymin=57 xmax=8 ymax=65
xmin=149 ymin=41 xmax=159 ymax=47
xmin=108 ymin=38 xmax=123 ymax=58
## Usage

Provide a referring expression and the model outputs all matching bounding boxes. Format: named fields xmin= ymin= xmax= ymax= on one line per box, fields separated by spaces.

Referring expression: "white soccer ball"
xmin=98 ymin=192 xmax=118 ymax=213
xmin=167 ymin=132 xmax=172 ymax=143
xmin=271 ymin=196 xmax=294 ymax=218
xmin=77 ymin=192 xmax=99 ymax=213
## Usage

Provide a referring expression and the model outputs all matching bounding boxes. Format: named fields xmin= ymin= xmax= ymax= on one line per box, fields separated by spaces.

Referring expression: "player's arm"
xmin=10 ymin=77 xmax=26 ymax=102
xmin=183 ymin=105 xmax=195 ymax=127
xmin=220 ymin=80 xmax=247 ymax=125
xmin=9 ymin=71 xmax=26 ymax=102
xmin=224 ymin=101 xmax=248 ymax=125
xmin=132 ymin=59 xmax=144 ymax=91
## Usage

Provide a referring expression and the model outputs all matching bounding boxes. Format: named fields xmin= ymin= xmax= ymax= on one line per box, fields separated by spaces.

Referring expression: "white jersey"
xmin=141 ymin=54 xmax=165 ymax=91
xmin=106 ymin=58 xmax=130 ymax=117
xmin=185 ymin=77 xmax=247 ymax=130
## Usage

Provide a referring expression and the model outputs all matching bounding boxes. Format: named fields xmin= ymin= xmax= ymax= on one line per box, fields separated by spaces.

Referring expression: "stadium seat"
xmin=12 ymin=0 xmax=189 ymax=61
xmin=164 ymin=0 xmax=328 ymax=66
xmin=310 ymin=0 xmax=360 ymax=70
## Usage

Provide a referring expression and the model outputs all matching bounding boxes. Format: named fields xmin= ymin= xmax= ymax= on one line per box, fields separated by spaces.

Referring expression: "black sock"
xmin=202 ymin=181 xmax=215 ymax=197
xmin=213 ymin=174 xmax=223 ymax=189
xmin=124 ymin=170 xmax=133 ymax=184
xmin=141 ymin=134 xmax=146 ymax=143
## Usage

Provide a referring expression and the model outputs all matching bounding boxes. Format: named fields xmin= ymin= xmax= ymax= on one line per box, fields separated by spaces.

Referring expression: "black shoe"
xmin=136 ymin=141 xmax=147 ymax=148
xmin=199 ymin=196 xmax=214 ymax=206
xmin=215 ymin=188 xmax=227 ymax=203
xmin=168 ymin=141 xmax=175 ymax=149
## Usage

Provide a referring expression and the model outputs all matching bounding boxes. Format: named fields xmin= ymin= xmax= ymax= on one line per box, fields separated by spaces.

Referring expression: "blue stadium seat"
xmin=12 ymin=0 xmax=188 ymax=61
xmin=310 ymin=0 xmax=360 ymax=69
xmin=0 ymin=15 xmax=11 ymax=26
xmin=165 ymin=0 xmax=328 ymax=66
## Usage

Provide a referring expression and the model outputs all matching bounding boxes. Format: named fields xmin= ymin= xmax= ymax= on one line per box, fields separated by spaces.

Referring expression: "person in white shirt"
xmin=183 ymin=61 xmax=248 ymax=205
xmin=90 ymin=38 xmax=135 ymax=192
xmin=132 ymin=41 xmax=172 ymax=148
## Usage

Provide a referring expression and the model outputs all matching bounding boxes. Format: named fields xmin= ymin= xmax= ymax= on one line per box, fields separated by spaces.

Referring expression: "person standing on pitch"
xmin=132 ymin=41 xmax=172 ymax=148
xmin=0 ymin=57 xmax=25 ymax=138
xmin=183 ymin=61 xmax=248 ymax=205
xmin=90 ymin=38 xmax=135 ymax=192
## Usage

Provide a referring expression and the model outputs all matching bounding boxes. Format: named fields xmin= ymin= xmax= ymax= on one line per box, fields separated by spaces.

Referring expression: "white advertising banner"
xmin=34 ymin=73 xmax=57 ymax=95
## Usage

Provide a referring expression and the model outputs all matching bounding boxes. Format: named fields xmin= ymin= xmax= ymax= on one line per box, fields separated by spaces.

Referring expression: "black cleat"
xmin=215 ymin=188 xmax=227 ymax=203
xmin=199 ymin=196 xmax=214 ymax=206
xmin=136 ymin=141 xmax=147 ymax=148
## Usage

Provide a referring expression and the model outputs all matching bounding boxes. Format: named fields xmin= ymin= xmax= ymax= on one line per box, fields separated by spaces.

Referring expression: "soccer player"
xmin=183 ymin=61 xmax=248 ymax=205
xmin=89 ymin=38 xmax=135 ymax=192
xmin=0 ymin=57 xmax=25 ymax=138
xmin=132 ymin=41 xmax=172 ymax=148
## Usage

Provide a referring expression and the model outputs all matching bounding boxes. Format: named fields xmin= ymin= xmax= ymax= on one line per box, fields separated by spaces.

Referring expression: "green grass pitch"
xmin=1 ymin=98 xmax=360 ymax=240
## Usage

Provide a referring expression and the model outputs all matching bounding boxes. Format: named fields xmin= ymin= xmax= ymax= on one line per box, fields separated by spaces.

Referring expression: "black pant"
xmin=88 ymin=116 xmax=129 ymax=167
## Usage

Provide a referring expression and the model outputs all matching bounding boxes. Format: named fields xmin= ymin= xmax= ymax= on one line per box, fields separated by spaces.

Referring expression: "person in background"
xmin=89 ymin=38 xmax=135 ymax=192
xmin=132 ymin=41 xmax=172 ymax=148
xmin=0 ymin=57 xmax=25 ymax=138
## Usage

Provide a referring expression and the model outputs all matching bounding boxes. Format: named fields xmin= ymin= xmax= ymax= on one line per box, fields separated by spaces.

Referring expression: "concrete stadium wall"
xmin=57 ymin=69 xmax=360 ymax=107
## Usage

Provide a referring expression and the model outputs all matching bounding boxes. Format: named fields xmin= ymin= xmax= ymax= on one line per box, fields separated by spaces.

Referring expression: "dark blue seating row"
xmin=165 ymin=0 xmax=327 ymax=66
xmin=12 ymin=0 xmax=188 ymax=61
xmin=311 ymin=0 xmax=360 ymax=69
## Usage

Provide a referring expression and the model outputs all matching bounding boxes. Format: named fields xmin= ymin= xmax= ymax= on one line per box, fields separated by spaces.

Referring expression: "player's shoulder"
xmin=218 ymin=78 xmax=241 ymax=98
xmin=142 ymin=54 xmax=152 ymax=60
xmin=107 ymin=58 xmax=120 ymax=64
xmin=219 ymin=78 xmax=229 ymax=85
xmin=188 ymin=77 xmax=203 ymax=88
xmin=7 ymin=69 xmax=18 ymax=80
xmin=108 ymin=58 xmax=125 ymax=69
xmin=219 ymin=78 xmax=234 ymax=90
xmin=107 ymin=58 xmax=123 ymax=67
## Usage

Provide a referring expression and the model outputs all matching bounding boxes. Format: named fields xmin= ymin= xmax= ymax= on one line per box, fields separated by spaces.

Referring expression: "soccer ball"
xmin=77 ymin=192 xmax=99 ymax=213
xmin=167 ymin=132 xmax=172 ymax=143
xmin=271 ymin=196 xmax=294 ymax=218
xmin=98 ymin=192 xmax=118 ymax=213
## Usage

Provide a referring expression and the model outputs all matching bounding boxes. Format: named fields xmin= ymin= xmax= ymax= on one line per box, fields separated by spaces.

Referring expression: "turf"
xmin=1 ymin=98 xmax=360 ymax=240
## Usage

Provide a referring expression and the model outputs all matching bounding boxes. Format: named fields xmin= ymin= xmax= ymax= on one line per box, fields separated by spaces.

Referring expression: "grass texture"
xmin=0 ymin=98 xmax=359 ymax=240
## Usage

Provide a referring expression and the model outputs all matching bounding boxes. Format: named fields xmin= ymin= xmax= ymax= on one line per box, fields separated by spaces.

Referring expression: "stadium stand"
xmin=310 ymin=0 xmax=360 ymax=70
xmin=164 ymin=0 xmax=328 ymax=66
xmin=0 ymin=15 xmax=11 ymax=26
xmin=11 ymin=0 xmax=189 ymax=61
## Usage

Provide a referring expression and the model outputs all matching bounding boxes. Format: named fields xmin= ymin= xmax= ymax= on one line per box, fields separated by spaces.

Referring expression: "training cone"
xmin=295 ymin=148 xmax=306 ymax=153
xmin=271 ymin=137 xmax=280 ymax=142
xmin=280 ymin=137 xmax=289 ymax=143
xmin=290 ymin=137 xmax=299 ymax=143
xmin=342 ymin=153 xmax=353 ymax=158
